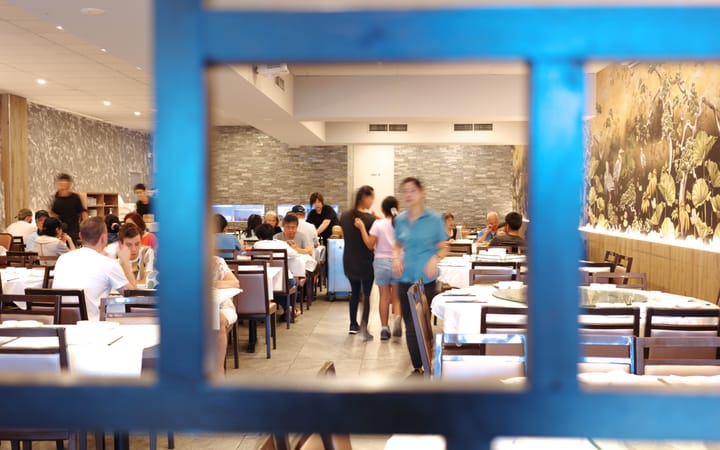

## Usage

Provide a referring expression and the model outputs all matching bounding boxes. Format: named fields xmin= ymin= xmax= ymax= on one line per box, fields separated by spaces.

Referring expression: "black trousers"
xmin=398 ymin=281 xmax=437 ymax=370
xmin=348 ymin=274 xmax=374 ymax=327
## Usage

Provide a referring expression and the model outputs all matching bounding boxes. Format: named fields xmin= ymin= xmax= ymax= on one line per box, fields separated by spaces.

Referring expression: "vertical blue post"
xmin=526 ymin=61 xmax=585 ymax=393
xmin=154 ymin=0 xmax=209 ymax=383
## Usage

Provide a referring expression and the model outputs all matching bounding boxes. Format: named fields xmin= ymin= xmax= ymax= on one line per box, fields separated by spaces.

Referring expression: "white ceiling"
xmin=0 ymin=0 xmax=618 ymax=142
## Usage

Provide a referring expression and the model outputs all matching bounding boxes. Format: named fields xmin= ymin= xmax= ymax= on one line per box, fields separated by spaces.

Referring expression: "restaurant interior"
xmin=2 ymin=1 xmax=720 ymax=449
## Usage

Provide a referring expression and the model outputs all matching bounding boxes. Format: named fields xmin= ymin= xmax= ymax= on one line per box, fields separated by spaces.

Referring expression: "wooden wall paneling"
xmin=584 ymin=231 xmax=720 ymax=303
xmin=0 ymin=94 xmax=29 ymax=228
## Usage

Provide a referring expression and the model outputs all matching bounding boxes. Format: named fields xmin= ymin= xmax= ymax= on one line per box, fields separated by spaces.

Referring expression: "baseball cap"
xmin=16 ymin=208 xmax=32 ymax=220
xmin=291 ymin=204 xmax=306 ymax=214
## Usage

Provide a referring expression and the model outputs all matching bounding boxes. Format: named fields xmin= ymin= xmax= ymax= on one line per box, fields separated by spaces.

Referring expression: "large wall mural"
xmin=586 ymin=63 xmax=720 ymax=241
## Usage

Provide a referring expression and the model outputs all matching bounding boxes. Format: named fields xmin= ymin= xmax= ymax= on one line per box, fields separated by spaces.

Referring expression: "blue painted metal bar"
xmin=201 ymin=7 xmax=720 ymax=63
xmin=154 ymin=0 xmax=208 ymax=383
xmin=526 ymin=61 xmax=585 ymax=393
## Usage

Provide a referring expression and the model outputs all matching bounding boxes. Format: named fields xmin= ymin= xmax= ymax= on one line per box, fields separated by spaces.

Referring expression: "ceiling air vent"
xmin=454 ymin=123 xmax=474 ymax=131
xmin=474 ymin=123 xmax=493 ymax=131
xmin=388 ymin=124 xmax=408 ymax=132
xmin=369 ymin=124 xmax=389 ymax=132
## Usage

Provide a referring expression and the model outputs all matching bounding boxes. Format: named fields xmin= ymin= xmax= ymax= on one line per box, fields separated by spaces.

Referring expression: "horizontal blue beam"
xmin=0 ymin=384 xmax=719 ymax=440
xmin=202 ymin=7 xmax=720 ymax=63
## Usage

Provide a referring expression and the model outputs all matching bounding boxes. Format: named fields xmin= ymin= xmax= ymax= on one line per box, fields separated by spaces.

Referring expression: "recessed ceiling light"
xmin=135 ymin=66 xmax=142 ymax=71
xmin=80 ymin=7 xmax=106 ymax=15
xmin=100 ymin=48 xmax=107 ymax=53
xmin=36 ymin=79 xmax=46 ymax=85
xmin=134 ymin=111 xmax=142 ymax=116
xmin=103 ymin=101 xmax=111 ymax=106
xmin=56 ymin=25 xmax=64 ymax=31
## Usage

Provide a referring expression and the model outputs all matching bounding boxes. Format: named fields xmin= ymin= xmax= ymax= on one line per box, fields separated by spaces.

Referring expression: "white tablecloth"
xmin=0 ymin=267 xmax=45 ymax=294
xmin=0 ymin=323 xmax=158 ymax=377
xmin=432 ymin=285 xmax=719 ymax=335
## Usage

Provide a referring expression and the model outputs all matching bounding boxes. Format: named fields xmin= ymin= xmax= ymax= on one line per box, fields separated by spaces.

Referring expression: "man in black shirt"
xmin=51 ymin=173 xmax=88 ymax=245
xmin=134 ymin=183 xmax=152 ymax=217
xmin=306 ymin=192 xmax=339 ymax=244
xmin=489 ymin=212 xmax=527 ymax=248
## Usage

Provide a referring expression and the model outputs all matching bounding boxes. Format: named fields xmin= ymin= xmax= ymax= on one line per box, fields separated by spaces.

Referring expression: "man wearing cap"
xmin=26 ymin=210 xmax=50 ymax=252
xmin=289 ymin=204 xmax=319 ymax=248
xmin=5 ymin=208 xmax=37 ymax=244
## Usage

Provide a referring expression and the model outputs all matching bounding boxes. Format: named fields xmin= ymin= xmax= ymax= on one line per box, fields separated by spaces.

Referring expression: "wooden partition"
xmin=584 ymin=230 xmax=720 ymax=303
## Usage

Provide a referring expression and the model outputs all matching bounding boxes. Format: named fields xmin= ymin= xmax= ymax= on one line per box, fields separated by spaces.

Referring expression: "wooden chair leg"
xmin=272 ymin=313 xmax=277 ymax=349
xmin=285 ymin=296 xmax=291 ymax=329
xmin=56 ymin=439 xmax=64 ymax=450
xmin=149 ymin=432 xmax=157 ymax=450
xmin=11 ymin=440 xmax=21 ymax=450
xmin=232 ymin=321 xmax=239 ymax=369
xmin=167 ymin=432 xmax=175 ymax=449
xmin=94 ymin=432 xmax=105 ymax=450
xmin=265 ymin=313 xmax=272 ymax=359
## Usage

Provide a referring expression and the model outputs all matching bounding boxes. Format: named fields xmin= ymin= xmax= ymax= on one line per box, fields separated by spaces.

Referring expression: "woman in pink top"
xmin=355 ymin=196 xmax=402 ymax=340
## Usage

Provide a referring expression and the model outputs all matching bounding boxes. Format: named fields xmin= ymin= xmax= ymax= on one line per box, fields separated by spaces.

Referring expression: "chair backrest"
xmin=6 ymin=251 xmax=38 ymax=268
xmin=0 ymin=294 xmax=62 ymax=324
xmin=123 ymin=289 xmax=158 ymax=297
xmin=480 ymin=306 xmax=527 ymax=334
xmin=636 ymin=336 xmax=720 ymax=375
xmin=407 ymin=281 xmax=434 ymax=376
xmin=433 ymin=333 xmax=527 ymax=380
xmin=469 ymin=267 xmax=513 ymax=285
xmin=10 ymin=235 xmax=25 ymax=252
xmin=233 ymin=265 xmax=270 ymax=315
xmin=0 ymin=327 xmax=68 ymax=372
xmin=448 ymin=242 xmax=471 ymax=255
xmin=251 ymin=249 xmax=291 ymax=294
xmin=644 ymin=307 xmax=720 ymax=337
xmin=99 ymin=296 xmax=158 ymax=322
xmin=579 ymin=334 xmax=635 ymax=374
xmin=25 ymin=288 xmax=89 ymax=323
xmin=216 ymin=248 xmax=240 ymax=261
xmin=0 ymin=233 xmax=12 ymax=251
xmin=591 ymin=272 xmax=647 ymax=290
xmin=604 ymin=250 xmax=626 ymax=267
xmin=42 ymin=264 xmax=55 ymax=289
xmin=579 ymin=307 xmax=640 ymax=337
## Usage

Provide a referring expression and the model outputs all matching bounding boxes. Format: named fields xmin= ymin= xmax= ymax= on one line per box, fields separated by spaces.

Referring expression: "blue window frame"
xmin=2 ymin=3 xmax=720 ymax=450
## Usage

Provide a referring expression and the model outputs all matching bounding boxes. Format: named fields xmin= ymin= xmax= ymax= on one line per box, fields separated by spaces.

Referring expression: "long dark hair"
xmin=381 ymin=196 xmax=398 ymax=218
xmin=245 ymin=214 xmax=262 ymax=235
xmin=353 ymin=185 xmax=374 ymax=217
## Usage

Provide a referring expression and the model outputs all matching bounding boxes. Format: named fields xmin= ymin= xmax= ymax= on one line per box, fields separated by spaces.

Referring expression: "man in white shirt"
xmin=5 ymin=208 xmax=37 ymax=244
xmin=289 ymin=205 xmax=319 ymax=248
xmin=53 ymin=216 xmax=137 ymax=321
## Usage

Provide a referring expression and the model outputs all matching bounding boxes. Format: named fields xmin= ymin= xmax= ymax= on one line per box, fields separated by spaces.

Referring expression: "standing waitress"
xmin=392 ymin=177 xmax=447 ymax=375
xmin=339 ymin=185 xmax=376 ymax=341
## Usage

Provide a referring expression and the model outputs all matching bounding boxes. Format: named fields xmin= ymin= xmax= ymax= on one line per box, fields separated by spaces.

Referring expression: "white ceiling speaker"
xmin=256 ymin=64 xmax=289 ymax=77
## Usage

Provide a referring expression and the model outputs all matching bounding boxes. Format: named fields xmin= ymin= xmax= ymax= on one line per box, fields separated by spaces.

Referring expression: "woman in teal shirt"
xmin=392 ymin=177 xmax=448 ymax=375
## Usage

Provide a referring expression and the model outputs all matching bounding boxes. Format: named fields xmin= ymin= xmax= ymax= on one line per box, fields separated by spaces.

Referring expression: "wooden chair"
xmin=10 ymin=235 xmax=25 ymax=252
xmin=0 ymin=327 xmax=79 ymax=450
xmin=99 ymin=296 xmax=158 ymax=323
xmin=293 ymin=362 xmax=352 ymax=450
xmin=251 ymin=249 xmax=297 ymax=329
xmin=25 ymin=288 xmax=88 ymax=324
xmin=233 ymin=263 xmax=277 ymax=359
xmin=480 ymin=306 xmax=527 ymax=334
xmin=0 ymin=294 xmax=63 ymax=324
xmin=216 ymin=248 xmax=240 ymax=261
xmin=579 ymin=334 xmax=636 ymax=374
xmin=591 ymin=272 xmax=647 ymax=290
xmin=123 ymin=289 xmax=158 ymax=297
xmin=469 ymin=267 xmax=513 ymax=285
xmin=448 ymin=242 xmax=472 ymax=255
xmin=579 ymin=307 xmax=640 ymax=337
xmin=0 ymin=232 xmax=12 ymax=251
xmin=407 ymin=280 xmax=434 ymax=376
xmin=42 ymin=264 xmax=55 ymax=288
xmin=636 ymin=336 xmax=720 ymax=375
xmin=644 ymin=307 xmax=720 ymax=364
xmin=6 ymin=251 xmax=38 ymax=268
xmin=433 ymin=333 xmax=527 ymax=380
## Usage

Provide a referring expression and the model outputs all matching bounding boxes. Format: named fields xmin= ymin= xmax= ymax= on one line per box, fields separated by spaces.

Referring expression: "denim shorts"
xmin=373 ymin=257 xmax=397 ymax=287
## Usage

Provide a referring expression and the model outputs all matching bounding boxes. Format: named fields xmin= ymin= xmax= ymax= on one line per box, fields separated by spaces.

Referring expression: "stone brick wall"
xmin=27 ymin=103 xmax=151 ymax=213
xmin=394 ymin=144 xmax=515 ymax=229
xmin=210 ymin=126 xmax=348 ymax=212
